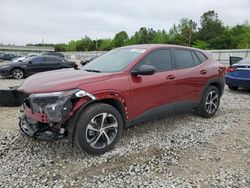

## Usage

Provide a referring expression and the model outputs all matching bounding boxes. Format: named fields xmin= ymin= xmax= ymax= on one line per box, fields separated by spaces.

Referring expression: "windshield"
xmin=83 ymin=48 xmax=146 ymax=72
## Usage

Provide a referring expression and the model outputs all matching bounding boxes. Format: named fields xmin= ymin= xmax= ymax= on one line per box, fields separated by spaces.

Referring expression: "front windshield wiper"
xmin=85 ymin=69 xmax=101 ymax=73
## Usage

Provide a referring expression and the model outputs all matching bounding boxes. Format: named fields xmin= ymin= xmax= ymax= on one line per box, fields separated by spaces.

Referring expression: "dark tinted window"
xmin=194 ymin=51 xmax=207 ymax=63
xmin=174 ymin=49 xmax=194 ymax=69
xmin=45 ymin=57 xmax=57 ymax=62
xmin=192 ymin=52 xmax=201 ymax=65
xmin=32 ymin=57 xmax=44 ymax=64
xmin=137 ymin=49 xmax=172 ymax=71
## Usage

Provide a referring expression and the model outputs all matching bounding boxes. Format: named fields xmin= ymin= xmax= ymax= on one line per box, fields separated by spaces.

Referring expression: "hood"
xmin=0 ymin=61 xmax=26 ymax=67
xmin=18 ymin=68 xmax=112 ymax=93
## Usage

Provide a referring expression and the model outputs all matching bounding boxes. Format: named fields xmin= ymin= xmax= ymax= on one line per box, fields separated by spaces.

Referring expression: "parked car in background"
xmin=18 ymin=44 xmax=225 ymax=155
xmin=225 ymin=57 xmax=250 ymax=90
xmin=11 ymin=54 xmax=38 ymax=63
xmin=0 ymin=53 xmax=17 ymax=61
xmin=80 ymin=57 xmax=95 ymax=66
xmin=0 ymin=55 xmax=78 ymax=79
xmin=43 ymin=52 xmax=65 ymax=58
xmin=11 ymin=56 xmax=27 ymax=63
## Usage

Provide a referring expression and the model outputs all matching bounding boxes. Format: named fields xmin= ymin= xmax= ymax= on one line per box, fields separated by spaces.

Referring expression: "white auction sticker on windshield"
xmin=130 ymin=49 xmax=146 ymax=53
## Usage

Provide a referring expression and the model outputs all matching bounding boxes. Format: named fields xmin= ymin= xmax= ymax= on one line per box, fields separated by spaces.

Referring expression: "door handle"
xmin=200 ymin=69 xmax=207 ymax=74
xmin=166 ymin=75 xmax=175 ymax=80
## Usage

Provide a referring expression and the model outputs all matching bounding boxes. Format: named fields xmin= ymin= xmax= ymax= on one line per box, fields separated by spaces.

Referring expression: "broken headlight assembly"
xmin=29 ymin=89 xmax=95 ymax=123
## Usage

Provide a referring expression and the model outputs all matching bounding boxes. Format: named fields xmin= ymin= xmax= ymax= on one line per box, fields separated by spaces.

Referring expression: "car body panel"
xmin=225 ymin=58 xmax=250 ymax=88
xmin=18 ymin=69 xmax=113 ymax=93
xmin=0 ymin=55 xmax=76 ymax=78
xmin=18 ymin=44 xmax=225 ymax=142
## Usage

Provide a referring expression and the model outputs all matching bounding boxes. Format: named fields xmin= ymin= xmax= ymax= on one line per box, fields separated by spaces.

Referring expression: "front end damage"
xmin=19 ymin=89 xmax=96 ymax=141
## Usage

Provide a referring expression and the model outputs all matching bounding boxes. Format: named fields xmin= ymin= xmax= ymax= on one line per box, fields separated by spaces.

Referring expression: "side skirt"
xmin=126 ymin=101 xmax=199 ymax=127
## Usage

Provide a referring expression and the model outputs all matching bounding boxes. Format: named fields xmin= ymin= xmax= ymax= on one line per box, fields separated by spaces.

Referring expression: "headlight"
xmin=1 ymin=65 xmax=10 ymax=69
xmin=29 ymin=89 xmax=95 ymax=122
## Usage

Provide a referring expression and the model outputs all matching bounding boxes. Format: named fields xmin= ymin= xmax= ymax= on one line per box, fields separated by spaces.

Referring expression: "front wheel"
xmin=74 ymin=103 xmax=123 ymax=155
xmin=11 ymin=68 xmax=24 ymax=79
xmin=197 ymin=86 xmax=220 ymax=118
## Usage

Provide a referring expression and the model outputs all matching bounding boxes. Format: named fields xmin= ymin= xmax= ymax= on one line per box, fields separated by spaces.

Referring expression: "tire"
xmin=228 ymin=85 xmax=238 ymax=90
xmin=11 ymin=68 xmax=24 ymax=79
xmin=74 ymin=103 xmax=123 ymax=155
xmin=197 ymin=86 xmax=220 ymax=118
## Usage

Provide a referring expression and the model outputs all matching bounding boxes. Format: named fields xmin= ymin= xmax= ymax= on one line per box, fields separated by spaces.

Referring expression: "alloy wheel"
xmin=205 ymin=90 xmax=219 ymax=114
xmin=13 ymin=69 xmax=24 ymax=79
xmin=85 ymin=112 xmax=118 ymax=149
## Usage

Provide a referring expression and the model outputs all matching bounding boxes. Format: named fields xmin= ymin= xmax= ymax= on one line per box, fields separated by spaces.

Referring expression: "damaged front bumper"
xmin=19 ymin=115 xmax=66 ymax=141
xmin=19 ymin=89 xmax=95 ymax=141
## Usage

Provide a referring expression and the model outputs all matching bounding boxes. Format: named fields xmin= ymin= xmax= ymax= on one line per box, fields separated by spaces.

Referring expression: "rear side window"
xmin=194 ymin=51 xmax=207 ymax=63
xmin=32 ymin=57 xmax=44 ymax=64
xmin=192 ymin=52 xmax=201 ymax=66
xmin=174 ymin=49 xmax=194 ymax=69
xmin=137 ymin=49 xmax=172 ymax=72
xmin=45 ymin=57 xmax=57 ymax=62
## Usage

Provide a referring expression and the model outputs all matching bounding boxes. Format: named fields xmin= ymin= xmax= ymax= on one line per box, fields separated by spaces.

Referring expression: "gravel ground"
xmin=0 ymin=79 xmax=249 ymax=187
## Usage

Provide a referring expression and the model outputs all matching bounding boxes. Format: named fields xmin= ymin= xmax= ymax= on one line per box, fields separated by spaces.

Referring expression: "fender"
xmin=67 ymin=91 xmax=129 ymax=142
xmin=94 ymin=91 xmax=130 ymax=119
xmin=199 ymin=78 xmax=225 ymax=102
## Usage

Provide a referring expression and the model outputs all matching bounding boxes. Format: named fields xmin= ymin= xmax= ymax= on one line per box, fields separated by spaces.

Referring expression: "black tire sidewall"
xmin=228 ymin=85 xmax=238 ymax=90
xmin=74 ymin=103 xmax=123 ymax=155
xmin=199 ymin=86 xmax=220 ymax=118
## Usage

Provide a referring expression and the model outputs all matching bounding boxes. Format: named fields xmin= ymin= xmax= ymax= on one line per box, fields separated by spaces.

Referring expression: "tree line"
xmin=29 ymin=10 xmax=250 ymax=51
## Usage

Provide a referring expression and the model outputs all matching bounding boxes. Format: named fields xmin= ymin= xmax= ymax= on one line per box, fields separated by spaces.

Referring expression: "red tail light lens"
xmin=225 ymin=67 xmax=236 ymax=72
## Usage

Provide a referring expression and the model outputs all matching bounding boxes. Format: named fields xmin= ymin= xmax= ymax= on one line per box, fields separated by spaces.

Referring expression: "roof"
xmin=121 ymin=44 xmax=206 ymax=52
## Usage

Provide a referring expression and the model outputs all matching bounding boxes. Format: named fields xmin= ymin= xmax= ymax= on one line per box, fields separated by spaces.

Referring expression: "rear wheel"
xmin=74 ymin=103 xmax=123 ymax=155
xmin=228 ymin=85 xmax=238 ymax=90
xmin=11 ymin=68 xmax=24 ymax=79
xmin=197 ymin=86 xmax=220 ymax=118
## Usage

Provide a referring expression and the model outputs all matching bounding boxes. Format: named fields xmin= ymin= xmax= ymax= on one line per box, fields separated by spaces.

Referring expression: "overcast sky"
xmin=0 ymin=0 xmax=249 ymax=45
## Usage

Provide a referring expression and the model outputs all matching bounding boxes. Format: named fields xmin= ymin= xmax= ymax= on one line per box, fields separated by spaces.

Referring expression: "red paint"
xmin=23 ymin=103 xmax=49 ymax=123
xmin=19 ymin=44 xmax=225 ymax=123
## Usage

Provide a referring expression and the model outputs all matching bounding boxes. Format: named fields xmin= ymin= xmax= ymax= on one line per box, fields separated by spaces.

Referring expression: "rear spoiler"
xmin=0 ymin=87 xmax=27 ymax=107
xmin=229 ymin=56 xmax=243 ymax=66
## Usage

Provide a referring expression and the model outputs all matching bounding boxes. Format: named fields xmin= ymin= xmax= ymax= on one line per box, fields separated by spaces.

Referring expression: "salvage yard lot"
xmin=0 ymin=78 xmax=250 ymax=187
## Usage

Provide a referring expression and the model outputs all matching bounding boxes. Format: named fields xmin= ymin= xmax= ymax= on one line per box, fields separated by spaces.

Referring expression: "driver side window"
xmin=135 ymin=49 xmax=172 ymax=72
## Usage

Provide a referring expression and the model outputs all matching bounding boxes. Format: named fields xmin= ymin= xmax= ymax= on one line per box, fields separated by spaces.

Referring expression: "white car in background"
xmin=11 ymin=54 xmax=38 ymax=63
xmin=11 ymin=56 xmax=27 ymax=63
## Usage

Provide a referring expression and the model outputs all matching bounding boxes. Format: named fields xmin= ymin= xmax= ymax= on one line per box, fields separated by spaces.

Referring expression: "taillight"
xmin=225 ymin=67 xmax=236 ymax=72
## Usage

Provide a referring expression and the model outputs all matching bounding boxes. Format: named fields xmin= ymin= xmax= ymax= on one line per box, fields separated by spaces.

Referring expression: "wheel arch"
xmin=200 ymin=78 xmax=224 ymax=102
xmin=10 ymin=67 xmax=26 ymax=76
xmin=67 ymin=96 xmax=128 ymax=142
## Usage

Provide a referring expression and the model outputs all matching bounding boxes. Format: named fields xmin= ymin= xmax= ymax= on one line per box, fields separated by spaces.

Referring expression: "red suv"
xmin=18 ymin=44 xmax=225 ymax=155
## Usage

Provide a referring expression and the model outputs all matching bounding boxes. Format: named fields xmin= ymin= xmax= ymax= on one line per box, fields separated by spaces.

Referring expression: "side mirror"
xmin=80 ymin=60 xmax=90 ymax=66
xmin=131 ymin=65 xmax=156 ymax=76
xmin=28 ymin=61 xmax=32 ymax=64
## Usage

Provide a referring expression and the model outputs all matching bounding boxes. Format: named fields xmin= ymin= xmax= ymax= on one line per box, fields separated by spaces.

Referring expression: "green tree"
xmin=133 ymin=27 xmax=156 ymax=44
xmin=198 ymin=10 xmax=225 ymax=46
xmin=152 ymin=30 xmax=169 ymax=44
xmin=177 ymin=18 xmax=197 ymax=46
xmin=99 ymin=39 xmax=113 ymax=51
xmin=192 ymin=40 xmax=209 ymax=49
xmin=113 ymin=31 xmax=129 ymax=47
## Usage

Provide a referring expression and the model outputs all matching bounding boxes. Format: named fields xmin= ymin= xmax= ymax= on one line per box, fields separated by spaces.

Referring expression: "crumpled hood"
xmin=18 ymin=68 xmax=112 ymax=93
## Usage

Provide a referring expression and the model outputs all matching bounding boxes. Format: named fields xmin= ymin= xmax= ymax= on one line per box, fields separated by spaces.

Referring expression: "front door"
xmin=129 ymin=48 xmax=176 ymax=118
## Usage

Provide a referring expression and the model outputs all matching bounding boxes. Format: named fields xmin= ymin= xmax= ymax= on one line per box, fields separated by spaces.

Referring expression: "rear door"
xmin=172 ymin=48 xmax=209 ymax=101
xmin=42 ymin=57 xmax=62 ymax=71
xmin=129 ymin=48 xmax=176 ymax=118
